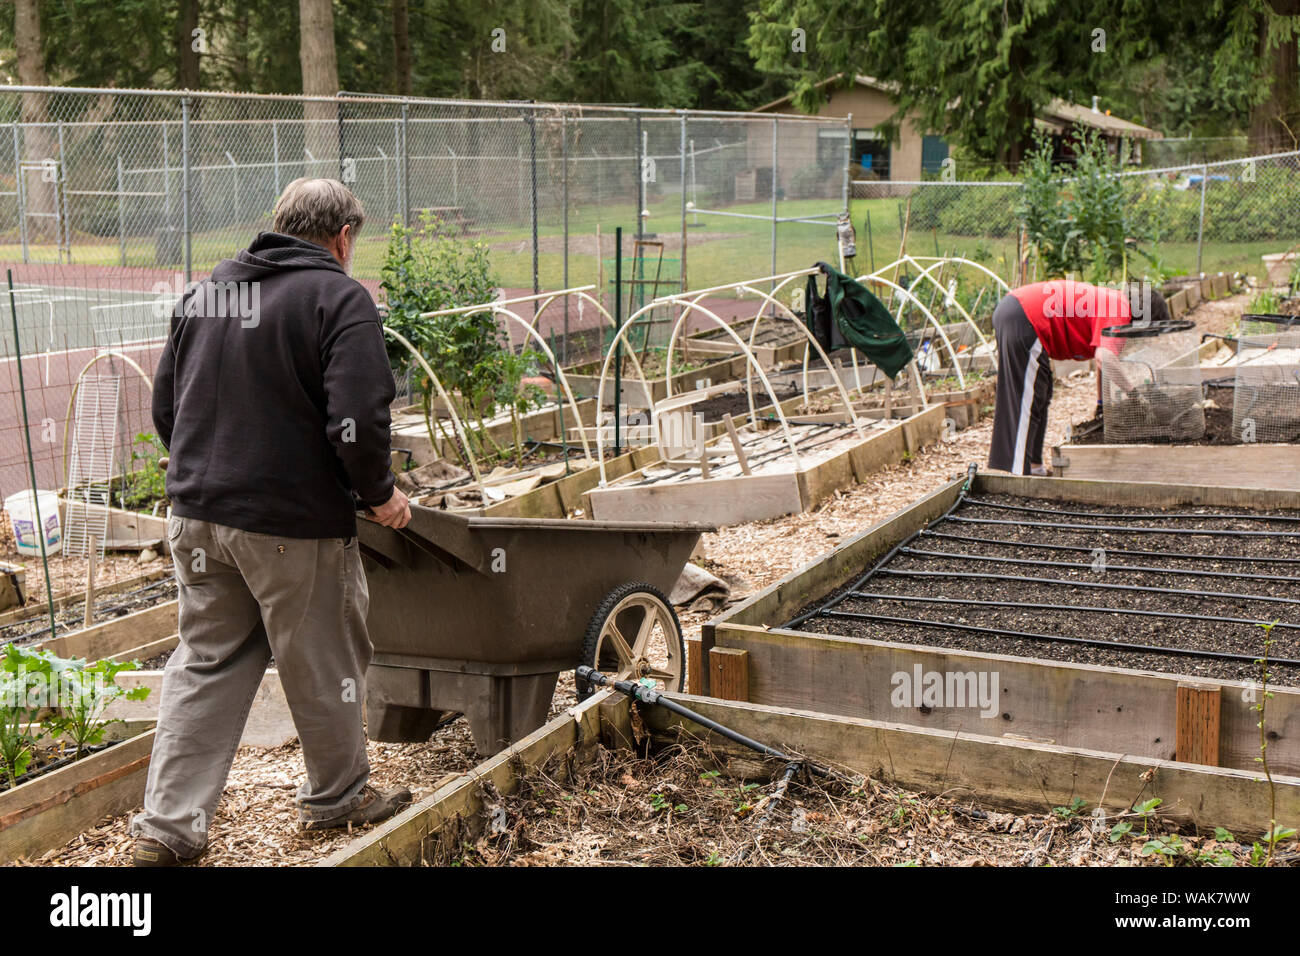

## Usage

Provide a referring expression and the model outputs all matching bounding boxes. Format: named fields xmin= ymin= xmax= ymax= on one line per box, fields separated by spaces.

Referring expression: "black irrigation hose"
xmin=897 ymin=546 xmax=1300 ymax=585
xmin=785 ymin=465 xmax=977 ymax=629
xmin=4 ymin=575 xmax=179 ymax=645
xmin=817 ymin=610 xmax=1300 ymax=668
xmin=962 ymin=496 xmax=1300 ymax=525
xmin=878 ymin=567 xmax=1300 ymax=608
xmin=920 ymin=530 xmax=1300 ymax=566
xmin=847 ymin=591 xmax=1299 ymax=632
xmin=577 ymin=667 xmax=847 ymax=781
xmin=947 ymin=515 xmax=1300 ymax=538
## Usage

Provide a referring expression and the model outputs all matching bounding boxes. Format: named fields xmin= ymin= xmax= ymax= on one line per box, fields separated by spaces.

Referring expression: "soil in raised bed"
xmin=687 ymin=382 xmax=802 ymax=423
xmin=794 ymin=492 xmax=1300 ymax=686
xmin=0 ymin=576 xmax=178 ymax=651
xmin=1073 ymin=381 xmax=1300 ymax=446
xmin=0 ymin=741 xmax=116 ymax=794
xmin=692 ymin=316 xmax=803 ymax=349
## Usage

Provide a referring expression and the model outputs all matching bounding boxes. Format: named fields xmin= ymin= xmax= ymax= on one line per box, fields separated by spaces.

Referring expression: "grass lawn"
xmin=1 ymin=193 xmax=1290 ymax=298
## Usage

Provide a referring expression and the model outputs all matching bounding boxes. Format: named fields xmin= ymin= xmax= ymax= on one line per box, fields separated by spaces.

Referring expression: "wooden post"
xmin=709 ymin=646 xmax=749 ymax=701
xmin=697 ymin=413 xmax=711 ymax=479
xmin=883 ymin=375 xmax=894 ymax=420
xmin=83 ymin=534 xmax=97 ymax=628
xmin=722 ymin=413 xmax=751 ymax=475
xmin=1176 ymin=683 xmax=1221 ymax=767
xmin=685 ymin=638 xmax=704 ymax=695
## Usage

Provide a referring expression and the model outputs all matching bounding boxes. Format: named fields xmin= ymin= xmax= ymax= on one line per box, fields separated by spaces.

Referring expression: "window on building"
xmin=817 ymin=128 xmax=849 ymax=169
xmin=921 ymin=136 xmax=949 ymax=176
xmin=852 ymin=129 xmax=891 ymax=180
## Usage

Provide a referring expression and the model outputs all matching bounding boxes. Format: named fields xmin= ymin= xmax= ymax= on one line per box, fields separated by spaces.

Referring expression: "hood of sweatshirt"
xmin=209 ymin=231 xmax=346 ymax=283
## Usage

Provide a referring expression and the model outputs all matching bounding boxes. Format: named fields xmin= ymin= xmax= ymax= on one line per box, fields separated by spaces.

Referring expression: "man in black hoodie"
xmin=131 ymin=178 xmax=411 ymax=866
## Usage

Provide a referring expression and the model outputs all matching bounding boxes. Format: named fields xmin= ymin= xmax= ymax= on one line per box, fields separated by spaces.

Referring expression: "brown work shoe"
xmin=132 ymin=838 xmax=184 ymax=867
xmin=300 ymin=785 xmax=413 ymax=831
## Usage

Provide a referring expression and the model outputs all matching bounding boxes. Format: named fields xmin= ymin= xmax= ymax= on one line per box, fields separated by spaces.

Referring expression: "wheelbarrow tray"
xmin=357 ymin=506 xmax=708 ymax=754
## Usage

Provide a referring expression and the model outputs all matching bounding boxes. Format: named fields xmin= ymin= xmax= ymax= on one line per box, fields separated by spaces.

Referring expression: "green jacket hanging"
xmin=804 ymin=261 xmax=914 ymax=378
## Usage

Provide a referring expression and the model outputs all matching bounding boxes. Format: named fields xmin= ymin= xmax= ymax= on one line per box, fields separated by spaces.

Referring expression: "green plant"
xmin=0 ymin=644 xmax=150 ymax=787
xmin=1252 ymin=621 xmax=1296 ymax=866
xmin=1133 ymin=797 xmax=1162 ymax=834
xmin=0 ymin=644 xmax=54 ymax=787
xmin=1016 ymin=131 xmax=1147 ymax=284
xmin=379 ymin=213 xmax=545 ymax=468
xmin=121 ymin=432 xmax=168 ymax=510
xmin=45 ymin=657 xmax=150 ymax=759
xmin=1249 ymin=288 xmax=1281 ymax=314
xmin=1052 ymin=797 xmax=1087 ymax=819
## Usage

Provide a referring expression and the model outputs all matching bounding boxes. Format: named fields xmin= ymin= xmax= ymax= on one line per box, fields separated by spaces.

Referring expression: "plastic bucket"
xmin=5 ymin=490 xmax=62 ymax=557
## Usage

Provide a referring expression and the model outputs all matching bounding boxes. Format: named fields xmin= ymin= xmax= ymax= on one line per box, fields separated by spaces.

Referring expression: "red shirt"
xmin=1010 ymin=280 xmax=1132 ymax=360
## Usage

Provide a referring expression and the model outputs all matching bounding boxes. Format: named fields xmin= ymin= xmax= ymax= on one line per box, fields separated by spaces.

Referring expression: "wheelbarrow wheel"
xmin=576 ymin=582 xmax=684 ymax=699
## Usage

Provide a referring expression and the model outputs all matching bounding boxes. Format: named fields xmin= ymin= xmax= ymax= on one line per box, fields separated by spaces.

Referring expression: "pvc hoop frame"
xmin=418 ymin=285 xmax=652 ymax=453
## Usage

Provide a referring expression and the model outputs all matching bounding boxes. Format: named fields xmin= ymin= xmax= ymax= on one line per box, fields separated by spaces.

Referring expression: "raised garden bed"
xmin=682 ymin=316 xmax=809 ymax=367
xmin=583 ymin=405 xmax=945 ymax=526
xmin=703 ymin=471 xmax=1300 ymax=780
xmin=0 ymin=720 xmax=156 ymax=863
xmin=391 ymin=397 xmax=600 ymax=468
xmin=325 ymin=684 xmax=1297 ymax=866
xmin=1161 ymin=272 xmax=1234 ymax=321
xmin=565 ymin=354 xmax=750 ymax=408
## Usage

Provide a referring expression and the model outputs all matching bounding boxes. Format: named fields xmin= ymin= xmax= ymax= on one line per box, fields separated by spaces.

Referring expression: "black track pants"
xmin=988 ymin=295 xmax=1053 ymax=474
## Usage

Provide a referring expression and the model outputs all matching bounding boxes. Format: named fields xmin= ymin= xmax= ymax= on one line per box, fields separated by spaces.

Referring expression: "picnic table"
xmin=412 ymin=206 xmax=476 ymax=234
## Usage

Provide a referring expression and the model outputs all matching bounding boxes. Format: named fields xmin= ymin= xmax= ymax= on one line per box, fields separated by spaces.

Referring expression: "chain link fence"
xmin=0 ymin=86 xmax=849 ymax=504
xmin=850 ymin=150 xmax=1300 ymax=286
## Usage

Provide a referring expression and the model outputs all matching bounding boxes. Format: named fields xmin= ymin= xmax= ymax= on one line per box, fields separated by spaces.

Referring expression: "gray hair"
xmin=272 ymin=177 xmax=365 ymax=245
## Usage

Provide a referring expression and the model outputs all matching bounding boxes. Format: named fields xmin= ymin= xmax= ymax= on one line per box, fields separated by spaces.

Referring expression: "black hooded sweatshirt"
xmin=152 ymin=232 xmax=395 ymax=539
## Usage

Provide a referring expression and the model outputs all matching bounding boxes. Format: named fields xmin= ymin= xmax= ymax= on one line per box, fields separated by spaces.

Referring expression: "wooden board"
xmin=586 ymin=471 xmax=802 ymax=526
xmin=1051 ymin=443 xmax=1300 ymax=492
xmin=106 ymin=669 xmax=296 ymax=748
xmin=322 ymin=690 xmax=609 ymax=866
xmin=37 ymin=600 xmax=178 ymax=662
xmin=477 ymin=445 xmax=662 ymax=519
xmin=708 ymin=623 xmax=1300 ymax=776
xmin=0 ymin=724 xmax=155 ymax=863
xmin=641 ymin=695 xmax=1300 ymax=838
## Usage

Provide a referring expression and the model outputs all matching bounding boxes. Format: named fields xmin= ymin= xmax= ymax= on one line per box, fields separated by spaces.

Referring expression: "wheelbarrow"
xmin=357 ymin=504 xmax=710 ymax=755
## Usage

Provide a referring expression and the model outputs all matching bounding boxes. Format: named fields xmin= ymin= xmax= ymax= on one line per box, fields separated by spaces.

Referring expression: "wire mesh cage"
xmin=1232 ymin=313 xmax=1300 ymax=442
xmin=1100 ymin=319 xmax=1205 ymax=443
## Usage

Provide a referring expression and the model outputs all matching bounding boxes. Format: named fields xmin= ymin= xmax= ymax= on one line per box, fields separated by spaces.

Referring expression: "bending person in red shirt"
xmin=988 ymin=279 xmax=1169 ymax=475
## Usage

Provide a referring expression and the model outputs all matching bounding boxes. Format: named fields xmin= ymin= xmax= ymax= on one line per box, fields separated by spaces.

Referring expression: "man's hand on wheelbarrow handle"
xmin=362 ymin=487 xmax=412 ymax=529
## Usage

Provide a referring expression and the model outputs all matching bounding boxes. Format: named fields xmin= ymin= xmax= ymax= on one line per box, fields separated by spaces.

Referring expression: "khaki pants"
xmin=131 ymin=515 xmax=373 ymax=858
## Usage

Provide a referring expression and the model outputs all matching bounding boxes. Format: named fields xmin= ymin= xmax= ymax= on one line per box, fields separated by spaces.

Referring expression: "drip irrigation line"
xmin=785 ymin=467 xmax=974 ymax=629
xmin=877 ymin=567 xmax=1300 ymax=608
xmin=920 ymin=530 xmax=1300 ymax=566
xmin=962 ymin=496 xmax=1300 ymax=525
xmin=3 ymin=576 xmax=179 ymax=645
xmin=846 ymin=591 xmax=1299 ymax=631
xmin=947 ymin=515 xmax=1300 ymax=538
xmin=817 ymin=609 xmax=1300 ymax=667
xmin=897 ymin=546 xmax=1299 ymax=585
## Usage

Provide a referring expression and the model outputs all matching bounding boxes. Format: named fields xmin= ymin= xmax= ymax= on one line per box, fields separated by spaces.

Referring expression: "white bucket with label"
xmin=5 ymin=490 xmax=62 ymax=557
